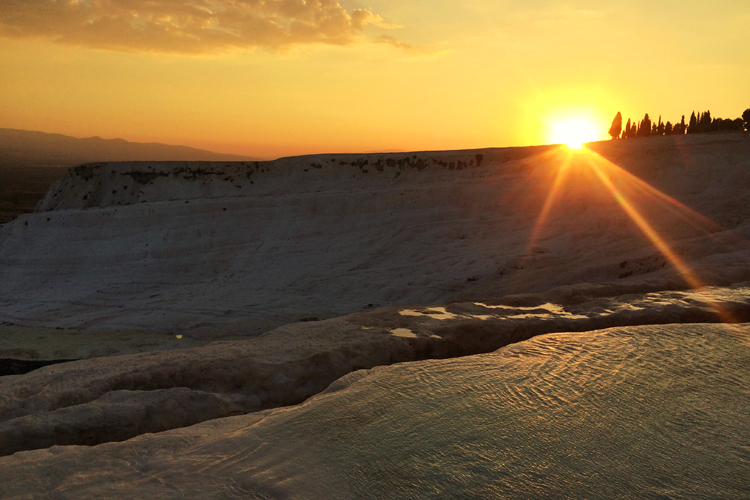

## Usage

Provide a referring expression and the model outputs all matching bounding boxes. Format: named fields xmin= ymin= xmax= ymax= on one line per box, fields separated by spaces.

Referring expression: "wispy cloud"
xmin=374 ymin=35 xmax=450 ymax=57
xmin=0 ymin=0 xmax=401 ymax=54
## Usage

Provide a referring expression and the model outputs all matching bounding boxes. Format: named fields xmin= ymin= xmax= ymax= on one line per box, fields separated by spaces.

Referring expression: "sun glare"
xmin=551 ymin=119 xmax=598 ymax=149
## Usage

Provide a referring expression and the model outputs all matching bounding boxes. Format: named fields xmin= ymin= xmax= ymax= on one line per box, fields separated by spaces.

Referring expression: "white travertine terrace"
xmin=0 ymin=134 xmax=750 ymax=485
xmin=1 ymin=134 xmax=749 ymax=338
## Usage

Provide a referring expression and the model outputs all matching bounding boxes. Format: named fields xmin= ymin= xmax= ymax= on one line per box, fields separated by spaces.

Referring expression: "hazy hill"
xmin=0 ymin=128 xmax=256 ymax=166
xmin=0 ymin=128 xmax=257 ymax=222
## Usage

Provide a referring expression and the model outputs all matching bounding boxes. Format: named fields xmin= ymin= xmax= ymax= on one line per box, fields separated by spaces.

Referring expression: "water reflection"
xmin=399 ymin=307 xmax=457 ymax=320
xmin=399 ymin=303 xmax=588 ymax=321
xmin=390 ymin=328 xmax=417 ymax=338
xmin=239 ymin=324 xmax=750 ymax=499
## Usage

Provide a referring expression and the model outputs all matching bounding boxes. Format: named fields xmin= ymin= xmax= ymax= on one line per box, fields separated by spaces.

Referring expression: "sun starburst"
xmin=551 ymin=119 xmax=598 ymax=149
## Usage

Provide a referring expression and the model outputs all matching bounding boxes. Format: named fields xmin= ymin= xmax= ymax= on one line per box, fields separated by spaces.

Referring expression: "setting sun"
xmin=551 ymin=119 xmax=599 ymax=149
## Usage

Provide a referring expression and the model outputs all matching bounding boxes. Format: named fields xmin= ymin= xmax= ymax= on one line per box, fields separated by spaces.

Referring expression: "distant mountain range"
xmin=0 ymin=128 xmax=258 ymax=167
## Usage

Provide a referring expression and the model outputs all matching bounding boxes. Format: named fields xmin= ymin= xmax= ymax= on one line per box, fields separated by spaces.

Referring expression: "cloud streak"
xmin=0 ymin=0 xmax=393 ymax=54
xmin=374 ymin=35 xmax=449 ymax=57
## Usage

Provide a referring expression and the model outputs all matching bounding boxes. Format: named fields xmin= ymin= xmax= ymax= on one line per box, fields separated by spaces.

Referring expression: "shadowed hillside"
xmin=0 ymin=128 xmax=257 ymax=222
xmin=0 ymin=166 xmax=68 ymax=223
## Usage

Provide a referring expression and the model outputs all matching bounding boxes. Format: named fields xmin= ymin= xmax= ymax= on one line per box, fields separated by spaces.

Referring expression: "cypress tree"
xmin=609 ymin=112 xmax=623 ymax=139
xmin=639 ymin=113 xmax=652 ymax=137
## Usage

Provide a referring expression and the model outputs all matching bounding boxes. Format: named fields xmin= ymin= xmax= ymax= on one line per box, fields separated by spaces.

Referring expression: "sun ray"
xmin=584 ymin=156 xmax=703 ymax=289
xmin=509 ymin=142 xmax=742 ymax=325
xmin=581 ymin=151 xmax=737 ymax=323
xmin=525 ymin=147 xmax=574 ymax=253
xmin=505 ymin=146 xmax=577 ymax=293
xmin=586 ymin=150 xmax=750 ymax=254
xmin=586 ymin=151 xmax=726 ymax=235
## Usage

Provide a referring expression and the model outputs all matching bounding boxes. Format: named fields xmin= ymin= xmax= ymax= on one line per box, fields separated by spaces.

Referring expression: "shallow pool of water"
xmin=4 ymin=323 xmax=749 ymax=499
xmin=243 ymin=323 xmax=750 ymax=499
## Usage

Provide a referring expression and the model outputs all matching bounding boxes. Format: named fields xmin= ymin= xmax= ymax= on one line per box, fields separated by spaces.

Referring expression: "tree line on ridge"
xmin=608 ymin=108 xmax=750 ymax=139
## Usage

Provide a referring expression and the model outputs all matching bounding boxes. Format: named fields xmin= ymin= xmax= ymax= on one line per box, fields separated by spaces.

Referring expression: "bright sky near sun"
xmin=0 ymin=0 xmax=747 ymax=158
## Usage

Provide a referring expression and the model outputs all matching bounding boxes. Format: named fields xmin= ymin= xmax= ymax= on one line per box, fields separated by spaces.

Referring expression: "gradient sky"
xmin=0 ymin=0 xmax=747 ymax=159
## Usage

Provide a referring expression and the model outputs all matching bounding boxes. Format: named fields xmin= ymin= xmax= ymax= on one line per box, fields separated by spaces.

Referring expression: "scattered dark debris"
xmin=299 ymin=317 xmax=319 ymax=322
xmin=121 ymin=171 xmax=169 ymax=184
xmin=73 ymin=164 xmax=102 ymax=182
xmin=172 ymin=167 xmax=220 ymax=180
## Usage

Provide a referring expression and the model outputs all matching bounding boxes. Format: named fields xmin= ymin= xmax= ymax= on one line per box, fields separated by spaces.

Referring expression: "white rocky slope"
xmin=0 ymin=134 xmax=749 ymax=490
xmin=1 ymin=134 xmax=749 ymax=337
xmin=0 ymin=132 xmax=749 ymax=456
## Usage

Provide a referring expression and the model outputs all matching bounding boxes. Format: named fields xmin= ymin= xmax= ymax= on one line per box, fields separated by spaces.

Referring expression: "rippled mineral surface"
xmin=2 ymin=323 xmax=748 ymax=499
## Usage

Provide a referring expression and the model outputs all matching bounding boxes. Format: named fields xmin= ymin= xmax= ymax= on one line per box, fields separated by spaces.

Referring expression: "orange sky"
xmin=0 ymin=0 xmax=748 ymax=159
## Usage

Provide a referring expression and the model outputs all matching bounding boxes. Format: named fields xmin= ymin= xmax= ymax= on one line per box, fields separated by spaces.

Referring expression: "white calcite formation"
xmin=0 ymin=134 xmax=749 ymax=493
xmin=1 ymin=323 xmax=748 ymax=499
xmin=1 ymin=134 xmax=749 ymax=337
xmin=0 ymin=285 xmax=749 ymax=456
